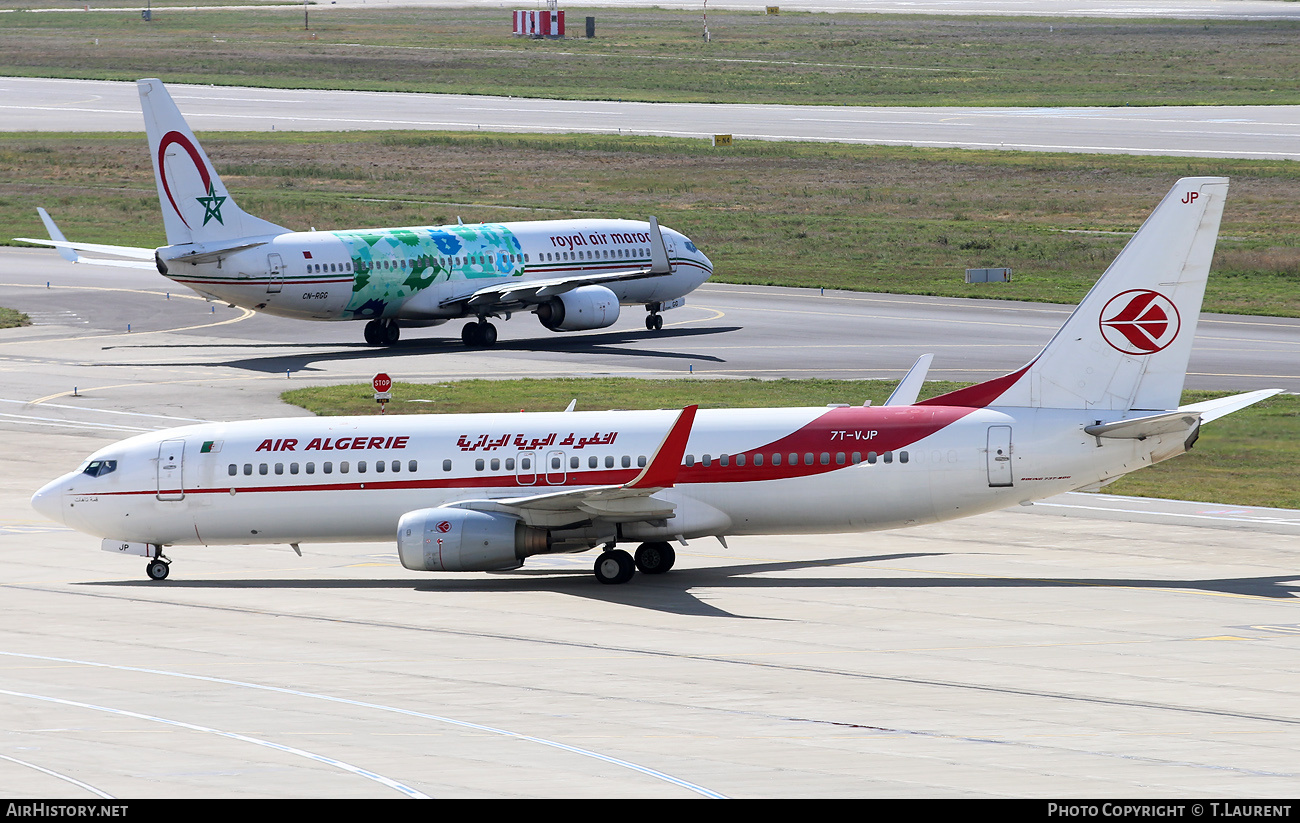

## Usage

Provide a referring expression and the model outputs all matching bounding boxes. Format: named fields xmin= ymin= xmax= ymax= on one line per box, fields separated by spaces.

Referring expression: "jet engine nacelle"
xmin=536 ymin=285 xmax=620 ymax=332
xmin=396 ymin=508 xmax=550 ymax=572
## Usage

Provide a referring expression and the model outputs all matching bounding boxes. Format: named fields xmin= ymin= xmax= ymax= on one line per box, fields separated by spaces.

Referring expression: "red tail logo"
xmin=1099 ymin=290 xmax=1181 ymax=355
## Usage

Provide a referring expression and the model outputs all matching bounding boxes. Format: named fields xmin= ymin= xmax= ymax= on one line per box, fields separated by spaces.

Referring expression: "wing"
xmin=445 ymin=404 xmax=697 ymax=529
xmin=435 ymin=215 xmax=675 ymax=315
xmin=14 ymin=208 xmax=158 ymax=269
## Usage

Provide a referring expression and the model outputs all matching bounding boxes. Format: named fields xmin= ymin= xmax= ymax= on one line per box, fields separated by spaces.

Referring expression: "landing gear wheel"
xmin=146 ymin=559 xmax=170 ymax=581
xmin=634 ymin=541 xmax=675 ymax=574
xmin=594 ymin=549 xmax=636 ymax=585
xmin=646 ymin=313 xmax=663 ymax=331
xmin=381 ymin=320 xmax=400 ymax=346
xmin=461 ymin=321 xmax=498 ymax=348
xmin=364 ymin=319 xmax=382 ymax=346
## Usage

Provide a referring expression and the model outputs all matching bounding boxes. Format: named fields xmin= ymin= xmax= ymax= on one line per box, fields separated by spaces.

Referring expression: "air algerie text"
xmin=255 ymin=436 xmax=410 ymax=452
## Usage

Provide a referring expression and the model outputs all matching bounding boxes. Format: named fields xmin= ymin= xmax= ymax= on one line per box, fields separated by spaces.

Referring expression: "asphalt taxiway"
xmin=1 ymin=249 xmax=1298 ymax=797
xmin=5 ymin=76 xmax=1300 ymax=161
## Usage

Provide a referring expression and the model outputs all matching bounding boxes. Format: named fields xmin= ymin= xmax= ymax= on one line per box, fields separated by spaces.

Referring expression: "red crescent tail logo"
xmin=157 ymin=131 xmax=213 ymax=230
xmin=1099 ymin=290 xmax=1181 ymax=355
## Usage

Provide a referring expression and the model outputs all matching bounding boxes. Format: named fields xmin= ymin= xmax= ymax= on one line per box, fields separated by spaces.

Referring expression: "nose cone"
xmin=31 ymin=477 xmax=67 ymax=525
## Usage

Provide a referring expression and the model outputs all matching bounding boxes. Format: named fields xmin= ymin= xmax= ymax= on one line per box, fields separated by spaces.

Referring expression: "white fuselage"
xmin=32 ymin=404 xmax=1180 ymax=550
xmin=158 ymin=218 xmax=712 ymax=323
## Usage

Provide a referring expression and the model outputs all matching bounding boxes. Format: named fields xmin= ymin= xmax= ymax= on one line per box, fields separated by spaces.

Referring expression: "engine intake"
xmin=536 ymin=285 xmax=620 ymax=332
xmin=397 ymin=508 xmax=550 ymax=572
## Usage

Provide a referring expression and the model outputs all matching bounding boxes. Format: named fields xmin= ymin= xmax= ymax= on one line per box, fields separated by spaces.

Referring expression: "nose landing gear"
xmin=145 ymin=548 xmax=171 ymax=581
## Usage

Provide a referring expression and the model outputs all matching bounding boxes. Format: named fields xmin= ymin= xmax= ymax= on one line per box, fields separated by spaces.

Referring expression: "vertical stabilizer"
xmin=921 ymin=177 xmax=1228 ymax=412
xmin=138 ymin=79 xmax=287 ymax=247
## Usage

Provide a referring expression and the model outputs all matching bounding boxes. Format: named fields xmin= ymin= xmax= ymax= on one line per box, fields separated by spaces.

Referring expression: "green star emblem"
xmin=196 ymin=182 xmax=226 ymax=226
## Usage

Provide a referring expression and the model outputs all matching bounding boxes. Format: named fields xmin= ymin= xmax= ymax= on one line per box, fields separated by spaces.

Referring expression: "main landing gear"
xmin=461 ymin=320 xmax=498 ymax=348
xmin=645 ymin=312 xmax=663 ymax=331
xmin=593 ymin=541 xmax=676 ymax=584
xmin=363 ymin=318 xmax=400 ymax=346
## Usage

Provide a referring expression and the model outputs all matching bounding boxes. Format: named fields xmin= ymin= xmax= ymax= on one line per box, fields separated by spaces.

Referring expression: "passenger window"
xmin=409 ymin=460 xmax=418 ymax=472
xmin=753 ymin=454 xmax=762 ymax=467
xmin=306 ymin=462 xmax=315 ymax=474
xmin=621 ymin=455 xmax=631 ymax=468
xmin=228 ymin=464 xmax=237 ymax=477
xmin=900 ymin=451 xmax=909 ymax=464
xmin=638 ymin=455 xmax=647 ymax=468
xmin=324 ymin=462 xmax=333 ymax=474
xmin=736 ymin=454 xmax=746 ymax=467
xmin=820 ymin=453 xmax=830 ymax=465
xmin=340 ymin=461 xmax=350 ymax=473
xmin=867 ymin=452 xmax=877 ymax=465
xmin=442 ymin=459 xmax=452 ymax=471
xmin=570 ymin=456 xmax=580 ymax=469
xmin=588 ymin=456 xmax=598 ymax=469
xmin=504 ymin=458 xmax=514 ymax=471
xmin=358 ymin=461 xmax=367 ymax=473
xmin=491 ymin=459 xmax=501 ymax=471
xmin=771 ymin=453 xmax=781 ymax=466
xmin=836 ymin=453 xmax=846 ymax=465
xmin=851 ymin=452 xmax=862 ymax=464
xmin=375 ymin=460 xmax=385 ymax=473
xmin=244 ymin=463 xmax=253 ymax=475
xmin=883 ymin=452 xmax=893 ymax=464
xmin=274 ymin=463 xmax=284 ymax=475
xmin=475 ymin=459 xmax=485 ymax=471
xmin=290 ymin=463 xmax=299 ymax=475
xmin=606 ymin=455 xmax=616 ymax=468
xmin=259 ymin=464 xmax=268 ymax=475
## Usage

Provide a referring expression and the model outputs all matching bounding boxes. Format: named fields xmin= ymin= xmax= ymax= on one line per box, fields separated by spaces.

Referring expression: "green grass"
xmin=283 ymin=379 xmax=1300 ymax=510
xmin=6 ymin=131 xmax=1300 ymax=315
xmin=4 ymin=8 xmax=1300 ymax=106
xmin=0 ymin=307 xmax=30 ymax=328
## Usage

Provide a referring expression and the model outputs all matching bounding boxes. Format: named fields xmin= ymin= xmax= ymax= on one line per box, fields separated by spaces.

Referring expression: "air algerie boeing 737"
xmin=15 ymin=79 xmax=712 ymax=346
xmin=31 ymin=178 xmax=1283 ymax=585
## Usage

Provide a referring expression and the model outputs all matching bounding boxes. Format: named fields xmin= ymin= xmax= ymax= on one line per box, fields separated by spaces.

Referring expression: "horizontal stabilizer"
xmin=1085 ymin=411 xmax=1200 ymax=440
xmin=161 ymin=239 xmax=270 ymax=266
xmin=1178 ymin=388 xmax=1283 ymax=424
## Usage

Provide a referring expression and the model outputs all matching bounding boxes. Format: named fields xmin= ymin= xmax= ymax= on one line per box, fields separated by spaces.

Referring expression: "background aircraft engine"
xmin=536 ymin=285 xmax=620 ymax=331
xmin=396 ymin=508 xmax=550 ymax=572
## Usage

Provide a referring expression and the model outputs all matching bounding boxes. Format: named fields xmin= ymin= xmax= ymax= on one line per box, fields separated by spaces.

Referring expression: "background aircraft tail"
xmin=138 ymin=79 xmax=288 ymax=247
xmin=922 ymin=177 xmax=1229 ymax=412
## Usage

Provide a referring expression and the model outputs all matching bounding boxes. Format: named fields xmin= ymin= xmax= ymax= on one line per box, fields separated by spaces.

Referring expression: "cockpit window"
xmin=83 ymin=460 xmax=118 ymax=478
xmin=684 ymin=240 xmax=699 ymax=253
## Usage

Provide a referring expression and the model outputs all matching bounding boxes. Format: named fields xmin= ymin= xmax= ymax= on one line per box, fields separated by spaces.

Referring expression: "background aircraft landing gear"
xmin=364 ymin=319 xmax=400 ymax=346
xmin=645 ymin=313 xmax=663 ymax=331
xmin=461 ymin=320 xmax=498 ymax=348
xmin=594 ymin=548 xmax=636 ymax=584
xmin=634 ymin=541 xmax=675 ymax=574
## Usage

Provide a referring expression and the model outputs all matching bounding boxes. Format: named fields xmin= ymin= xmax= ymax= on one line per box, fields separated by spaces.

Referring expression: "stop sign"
xmin=373 ymin=373 xmax=392 ymax=394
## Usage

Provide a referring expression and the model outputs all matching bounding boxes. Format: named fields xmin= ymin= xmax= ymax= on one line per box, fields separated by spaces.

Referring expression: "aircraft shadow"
xmin=99 ymin=325 xmax=741 ymax=374
xmin=78 ymin=554 xmax=1300 ymax=618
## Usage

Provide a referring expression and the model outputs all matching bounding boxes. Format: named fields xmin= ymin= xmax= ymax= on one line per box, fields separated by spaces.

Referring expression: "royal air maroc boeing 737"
xmin=15 ymin=79 xmax=712 ymax=347
xmin=31 ymin=178 xmax=1281 ymax=585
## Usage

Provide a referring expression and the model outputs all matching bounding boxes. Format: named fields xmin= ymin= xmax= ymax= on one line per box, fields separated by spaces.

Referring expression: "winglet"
xmin=38 ymin=208 xmax=77 ymax=263
xmin=884 ymin=354 xmax=933 ymax=406
xmin=648 ymin=216 xmax=671 ymax=275
xmin=624 ymin=405 xmax=697 ymax=490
